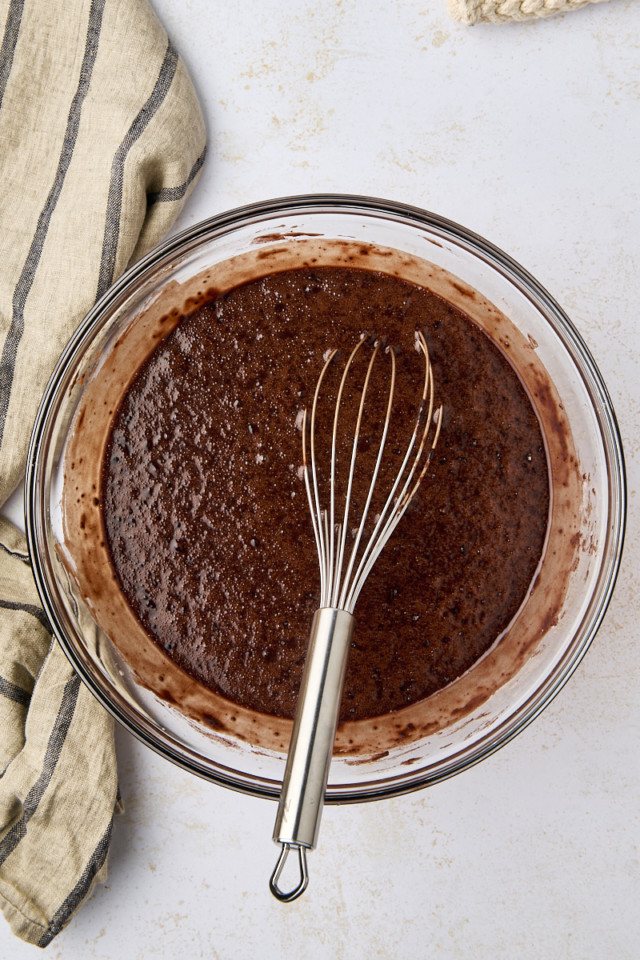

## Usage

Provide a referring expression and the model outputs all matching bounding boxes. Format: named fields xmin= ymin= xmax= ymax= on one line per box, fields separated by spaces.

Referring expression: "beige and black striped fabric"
xmin=0 ymin=0 xmax=206 ymax=946
xmin=447 ymin=0 xmax=609 ymax=22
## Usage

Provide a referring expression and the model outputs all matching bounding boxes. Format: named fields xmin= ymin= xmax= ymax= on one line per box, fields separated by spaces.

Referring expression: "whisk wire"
xmin=398 ymin=365 xmax=443 ymax=513
xmin=330 ymin=337 xmax=370 ymax=608
xmin=306 ymin=348 xmax=338 ymax=606
xmin=334 ymin=340 xmax=386 ymax=610
xmin=302 ymin=410 xmax=326 ymax=605
xmin=338 ymin=343 xmax=396 ymax=611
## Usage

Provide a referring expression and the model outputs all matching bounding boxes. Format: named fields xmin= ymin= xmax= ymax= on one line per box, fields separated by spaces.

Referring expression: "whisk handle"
xmin=270 ymin=607 xmax=354 ymax=898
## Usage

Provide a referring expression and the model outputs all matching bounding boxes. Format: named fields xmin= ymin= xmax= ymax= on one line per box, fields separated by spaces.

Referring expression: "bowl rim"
xmin=25 ymin=193 xmax=627 ymax=802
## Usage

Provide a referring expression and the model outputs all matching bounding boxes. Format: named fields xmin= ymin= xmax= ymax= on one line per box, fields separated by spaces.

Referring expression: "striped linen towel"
xmin=447 ymin=0 xmax=610 ymax=22
xmin=0 ymin=0 xmax=205 ymax=946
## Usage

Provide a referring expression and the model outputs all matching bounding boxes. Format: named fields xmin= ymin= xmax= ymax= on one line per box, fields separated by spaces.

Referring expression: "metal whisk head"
xmin=302 ymin=330 xmax=442 ymax=614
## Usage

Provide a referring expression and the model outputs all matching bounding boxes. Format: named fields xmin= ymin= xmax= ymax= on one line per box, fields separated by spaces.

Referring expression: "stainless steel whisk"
xmin=269 ymin=331 xmax=442 ymax=902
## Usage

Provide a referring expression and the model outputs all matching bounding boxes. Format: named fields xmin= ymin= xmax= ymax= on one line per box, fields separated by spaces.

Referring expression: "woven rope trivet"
xmin=447 ymin=0 xmax=610 ymax=24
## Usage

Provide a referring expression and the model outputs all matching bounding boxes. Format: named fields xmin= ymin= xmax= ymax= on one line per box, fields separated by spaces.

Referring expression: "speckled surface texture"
xmin=2 ymin=0 xmax=638 ymax=957
xmin=102 ymin=267 xmax=549 ymax=721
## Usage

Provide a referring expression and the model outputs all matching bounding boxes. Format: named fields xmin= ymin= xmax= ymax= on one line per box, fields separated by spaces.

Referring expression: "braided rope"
xmin=447 ymin=0 xmax=610 ymax=24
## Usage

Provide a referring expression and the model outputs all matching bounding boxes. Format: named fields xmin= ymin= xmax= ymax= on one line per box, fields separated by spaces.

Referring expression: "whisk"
xmin=269 ymin=330 xmax=442 ymax=902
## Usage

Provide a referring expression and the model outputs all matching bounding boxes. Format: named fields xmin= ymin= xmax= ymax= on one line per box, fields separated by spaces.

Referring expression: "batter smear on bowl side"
xmin=101 ymin=266 xmax=549 ymax=722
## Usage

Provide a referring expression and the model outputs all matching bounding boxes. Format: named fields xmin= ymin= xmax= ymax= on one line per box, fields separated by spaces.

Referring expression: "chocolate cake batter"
xmin=101 ymin=267 xmax=549 ymax=722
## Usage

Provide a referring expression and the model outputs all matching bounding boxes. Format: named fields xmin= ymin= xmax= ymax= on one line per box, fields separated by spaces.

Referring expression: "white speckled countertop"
xmin=2 ymin=1 xmax=639 ymax=957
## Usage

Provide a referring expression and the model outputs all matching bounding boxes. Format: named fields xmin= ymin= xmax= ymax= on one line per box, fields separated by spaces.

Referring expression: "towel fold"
xmin=0 ymin=0 xmax=205 ymax=945
xmin=447 ymin=0 xmax=610 ymax=23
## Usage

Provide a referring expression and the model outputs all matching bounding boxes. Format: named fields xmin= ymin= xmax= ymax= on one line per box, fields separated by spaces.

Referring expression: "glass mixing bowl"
xmin=25 ymin=195 xmax=625 ymax=802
